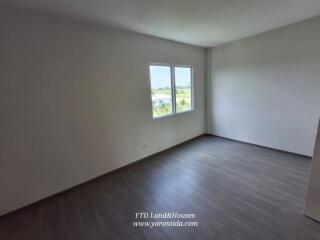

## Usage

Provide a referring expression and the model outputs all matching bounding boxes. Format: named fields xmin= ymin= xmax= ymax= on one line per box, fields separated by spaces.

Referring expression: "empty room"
xmin=1 ymin=0 xmax=320 ymax=239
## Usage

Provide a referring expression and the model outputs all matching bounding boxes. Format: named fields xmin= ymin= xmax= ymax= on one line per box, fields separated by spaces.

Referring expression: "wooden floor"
xmin=1 ymin=135 xmax=319 ymax=240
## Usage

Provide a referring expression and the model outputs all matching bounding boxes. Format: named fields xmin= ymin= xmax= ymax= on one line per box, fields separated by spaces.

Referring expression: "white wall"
xmin=305 ymin=120 xmax=320 ymax=221
xmin=0 ymin=9 xmax=205 ymax=216
xmin=206 ymin=16 xmax=320 ymax=156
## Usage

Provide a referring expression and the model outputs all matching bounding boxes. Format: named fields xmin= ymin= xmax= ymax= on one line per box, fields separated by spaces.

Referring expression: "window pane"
xmin=149 ymin=65 xmax=173 ymax=118
xmin=175 ymin=67 xmax=192 ymax=113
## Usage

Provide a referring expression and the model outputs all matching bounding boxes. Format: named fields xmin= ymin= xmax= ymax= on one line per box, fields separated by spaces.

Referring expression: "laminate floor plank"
xmin=0 ymin=135 xmax=319 ymax=239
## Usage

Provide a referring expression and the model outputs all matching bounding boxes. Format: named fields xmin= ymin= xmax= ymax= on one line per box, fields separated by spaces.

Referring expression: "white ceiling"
xmin=2 ymin=0 xmax=320 ymax=47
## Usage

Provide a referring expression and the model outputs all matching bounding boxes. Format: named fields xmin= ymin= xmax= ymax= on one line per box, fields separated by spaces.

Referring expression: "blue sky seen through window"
xmin=175 ymin=67 xmax=191 ymax=88
xmin=150 ymin=66 xmax=171 ymax=89
xmin=150 ymin=66 xmax=191 ymax=89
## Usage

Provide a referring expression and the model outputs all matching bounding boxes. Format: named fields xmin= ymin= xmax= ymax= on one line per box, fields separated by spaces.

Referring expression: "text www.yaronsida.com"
xmin=132 ymin=220 xmax=199 ymax=228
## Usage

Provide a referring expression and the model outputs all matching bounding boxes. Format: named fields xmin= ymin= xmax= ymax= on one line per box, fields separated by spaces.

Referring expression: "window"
xmin=149 ymin=64 xmax=193 ymax=118
xmin=174 ymin=66 xmax=193 ymax=113
xmin=149 ymin=65 xmax=173 ymax=118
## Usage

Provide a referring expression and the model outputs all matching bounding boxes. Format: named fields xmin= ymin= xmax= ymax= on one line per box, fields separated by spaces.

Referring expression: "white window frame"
xmin=148 ymin=63 xmax=194 ymax=119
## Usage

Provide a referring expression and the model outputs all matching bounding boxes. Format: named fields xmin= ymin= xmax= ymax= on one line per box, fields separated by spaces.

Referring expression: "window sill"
xmin=175 ymin=109 xmax=194 ymax=115
xmin=152 ymin=109 xmax=194 ymax=119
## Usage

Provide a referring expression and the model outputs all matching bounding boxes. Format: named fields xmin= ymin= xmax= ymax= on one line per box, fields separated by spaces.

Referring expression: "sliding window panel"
xmin=149 ymin=65 xmax=173 ymax=118
xmin=174 ymin=66 xmax=193 ymax=113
